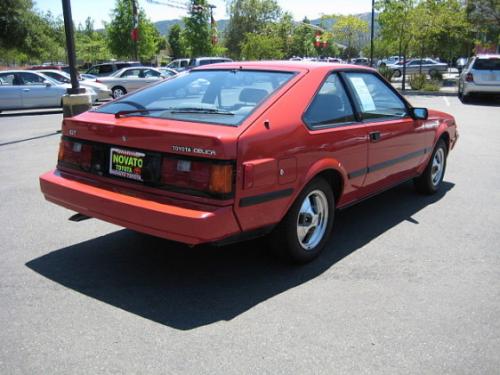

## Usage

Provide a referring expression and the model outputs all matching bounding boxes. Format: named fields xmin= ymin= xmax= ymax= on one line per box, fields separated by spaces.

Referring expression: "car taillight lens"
xmin=58 ymin=139 xmax=92 ymax=171
xmin=161 ymin=158 xmax=233 ymax=196
xmin=465 ymin=73 xmax=473 ymax=82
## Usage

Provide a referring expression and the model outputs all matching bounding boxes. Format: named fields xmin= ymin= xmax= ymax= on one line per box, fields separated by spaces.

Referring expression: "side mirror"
xmin=45 ymin=81 xmax=52 ymax=87
xmin=411 ymin=107 xmax=428 ymax=120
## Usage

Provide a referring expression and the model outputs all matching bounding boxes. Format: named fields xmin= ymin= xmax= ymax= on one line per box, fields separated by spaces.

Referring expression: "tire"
xmin=393 ymin=69 xmax=402 ymax=78
xmin=458 ymin=84 xmax=470 ymax=103
xmin=429 ymin=69 xmax=437 ymax=76
xmin=414 ymin=140 xmax=447 ymax=195
xmin=270 ymin=178 xmax=335 ymax=264
xmin=112 ymin=86 xmax=127 ymax=99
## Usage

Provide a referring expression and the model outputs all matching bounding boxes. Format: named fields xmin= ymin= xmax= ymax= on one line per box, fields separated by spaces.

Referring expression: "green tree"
xmin=225 ymin=0 xmax=282 ymax=59
xmin=183 ymin=0 xmax=212 ymax=57
xmin=106 ymin=0 xmax=159 ymax=61
xmin=168 ymin=24 xmax=186 ymax=59
xmin=289 ymin=18 xmax=316 ymax=57
xmin=0 ymin=0 xmax=33 ymax=50
xmin=240 ymin=33 xmax=284 ymax=60
xmin=467 ymin=0 xmax=500 ymax=48
xmin=327 ymin=14 xmax=368 ymax=61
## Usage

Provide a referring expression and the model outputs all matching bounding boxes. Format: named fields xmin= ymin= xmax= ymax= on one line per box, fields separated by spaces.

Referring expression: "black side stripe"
xmin=240 ymin=188 xmax=293 ymax=207
xmin=348 ymin=148 xmax=429 ymax=179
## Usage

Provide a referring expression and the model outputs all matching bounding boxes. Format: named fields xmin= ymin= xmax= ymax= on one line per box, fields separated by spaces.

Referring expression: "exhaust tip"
xmin=69 ymin=213 xmax=91 ymax=222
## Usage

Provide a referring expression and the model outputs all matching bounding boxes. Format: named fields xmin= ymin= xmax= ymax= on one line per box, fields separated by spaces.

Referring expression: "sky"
xmin=35 ymin=0 xmax=373 ymax=28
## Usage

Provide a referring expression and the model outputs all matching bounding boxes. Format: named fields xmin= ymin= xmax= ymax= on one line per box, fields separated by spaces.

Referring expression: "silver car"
xmin=458 ymin=54 xmax=500 ymax=102
xmin=0 ymin=70 xmax=96 ymax=112
xmin=35 ymin=69 xmax=111 ymax=101
xmin=389 ymin=58 xmax=448 ymax=77
xmin=96 ymin=67 xmax=166 ymax=98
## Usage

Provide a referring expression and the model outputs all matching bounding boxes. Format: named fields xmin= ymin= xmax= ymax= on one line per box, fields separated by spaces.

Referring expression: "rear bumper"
xmin=39 ymin=169 xmax=241 ymax=245
xmin=463 ymin=82 xmax=500 ymax=95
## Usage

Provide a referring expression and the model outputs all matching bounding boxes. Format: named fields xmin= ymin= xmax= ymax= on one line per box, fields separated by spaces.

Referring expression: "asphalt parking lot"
xmin=1 ymin=96 xmax=499 ymax=374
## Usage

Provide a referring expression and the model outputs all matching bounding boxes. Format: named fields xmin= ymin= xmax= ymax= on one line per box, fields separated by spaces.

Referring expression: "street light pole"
xmin=61 ymin=0 xmax=83 ymax=94
xmin=370 ymin=0 xmax=375 ymax=67
xmin=61 ymin=0 xmax=92 ymax=117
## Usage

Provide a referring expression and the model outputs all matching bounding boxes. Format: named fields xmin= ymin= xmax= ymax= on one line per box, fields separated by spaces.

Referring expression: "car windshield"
xmin=473 ymin=58 xmax=500 ymax=70
xmin=95 ymin=69 xmax=295 ymax=126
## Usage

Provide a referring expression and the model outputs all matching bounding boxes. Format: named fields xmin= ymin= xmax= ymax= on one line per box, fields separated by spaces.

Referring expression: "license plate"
xmin=109 ymin=147 xmax=145 ymax=181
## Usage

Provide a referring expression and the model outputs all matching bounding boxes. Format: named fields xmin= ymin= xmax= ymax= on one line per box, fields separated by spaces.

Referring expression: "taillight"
xmin=465 ymin=73 xmax=473 ymax=82
xmin=161 ymin=157 xmax=233 ymax=197
xmin=58 ymin=139 xmax=92 ymax=171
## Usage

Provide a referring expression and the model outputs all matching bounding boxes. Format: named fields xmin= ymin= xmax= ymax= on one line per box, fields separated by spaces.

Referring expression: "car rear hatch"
xmin=57 ymin=112 xmax=242 ymax=203
xmin=472 ymin=57 xmax=500 ymax=85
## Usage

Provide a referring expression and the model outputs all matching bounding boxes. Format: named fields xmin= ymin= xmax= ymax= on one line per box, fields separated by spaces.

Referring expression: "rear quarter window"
xmin=473 ymin=58 xmax=500 ymax=70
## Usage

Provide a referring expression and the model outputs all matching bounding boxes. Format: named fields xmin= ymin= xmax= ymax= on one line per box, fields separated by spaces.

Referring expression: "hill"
xmin=153 ymin=13 xmax=377 ymax=37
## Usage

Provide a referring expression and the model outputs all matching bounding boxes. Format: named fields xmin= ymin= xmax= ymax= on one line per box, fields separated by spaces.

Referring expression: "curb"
xmin=397 ymin=89 xmax=457 ymax=97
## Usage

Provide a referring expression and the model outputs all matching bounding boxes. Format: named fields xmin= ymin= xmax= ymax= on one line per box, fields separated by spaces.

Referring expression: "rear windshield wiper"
xmin=114 ymin=108 xmax=166 ymax=118
xmin=168 ymin=107 xmax=235 ymax=116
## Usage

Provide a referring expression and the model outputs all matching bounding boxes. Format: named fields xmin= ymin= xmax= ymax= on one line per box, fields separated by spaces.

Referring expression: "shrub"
xmin=378 ymin=66 xmax=394 ymax=81
xmin=409 ymin=73 xmax=426 ymax=90
xmin=422 ymin=81 xmax=441 ymax=91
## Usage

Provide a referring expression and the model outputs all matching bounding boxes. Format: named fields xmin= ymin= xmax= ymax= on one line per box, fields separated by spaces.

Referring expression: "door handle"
xmin=369 ymin=131 xmax=381 ymax=142
xmin=22 ymin=88 xmax=30 ymax=92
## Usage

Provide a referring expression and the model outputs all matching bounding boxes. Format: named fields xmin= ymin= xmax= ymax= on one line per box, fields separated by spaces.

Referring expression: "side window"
xmin=344 ymin=72 xmax=407 ymax=121
xmin=98 ymin=65 xmax=113 ymax=75
xmin=122 ymin=69 xmax=141 ymax=77
xmin=303 ymin=73 xmax=356 ymax=128
xmin=180 ymin=60 xmax=188 ymax=68
xmin=143 ymin=69 xmax=160 ymax=77
xmin=87 ymin=67 xmax=98 ymax=75
xmin=0 ymin=73 xmax=16 ymax=85
xmin=18 ymin=72 xmax=46 ymax=85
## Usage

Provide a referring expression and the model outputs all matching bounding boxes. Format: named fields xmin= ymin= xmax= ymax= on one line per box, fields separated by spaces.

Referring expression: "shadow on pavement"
xmin=0 ymin=109 xmax=63 ymax=117
xmin=0 ymin=131 xmax=60 ymax=147
xmin=461 ymin=95 xmax=500 ymax=107
xmin=26 ymin=181 xmax=454 ymax=330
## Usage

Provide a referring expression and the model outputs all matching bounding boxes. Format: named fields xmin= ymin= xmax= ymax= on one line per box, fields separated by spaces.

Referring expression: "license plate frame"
xmin=109 ymin=147 xmax=146 ymax=182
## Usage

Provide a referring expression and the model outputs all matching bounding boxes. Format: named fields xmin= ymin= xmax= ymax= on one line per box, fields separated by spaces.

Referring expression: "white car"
xmin=35 ymin=69 xmax=111 ymax=101
xmin=96 ymin=67 xmax=166 ymax=98
xmin=458 ymin=54 xmax=500 ymax=102
xmin=389 ymin=58 xmax=448 ymax=77
xmin=0 ymin=70 xmax=96 ymax=112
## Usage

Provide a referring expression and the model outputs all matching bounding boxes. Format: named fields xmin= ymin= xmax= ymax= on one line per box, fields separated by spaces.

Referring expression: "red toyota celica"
xmin=40 ymin=61 xmax=458 ymax=263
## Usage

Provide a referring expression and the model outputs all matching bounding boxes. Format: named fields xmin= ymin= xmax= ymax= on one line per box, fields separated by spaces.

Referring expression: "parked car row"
xmin=0 ymin=70 xmax=97 ymax=112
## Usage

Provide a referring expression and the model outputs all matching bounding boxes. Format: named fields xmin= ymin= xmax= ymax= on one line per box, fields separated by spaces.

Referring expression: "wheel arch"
xmin=301 ymin=159 xmax=347 ymax=205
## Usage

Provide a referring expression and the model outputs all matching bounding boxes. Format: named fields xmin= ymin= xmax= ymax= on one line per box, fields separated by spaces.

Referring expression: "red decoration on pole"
xmin=131 ymin=0 xmax=139 ymax=42
xmin=130 ymin=28 xmax=138 ymax=42
xmin=314 ymin=32 xmax=321 ymax=47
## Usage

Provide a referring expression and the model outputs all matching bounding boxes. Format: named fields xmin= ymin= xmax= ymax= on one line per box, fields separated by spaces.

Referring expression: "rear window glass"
xmin=473 ymin=58 xmax=500 ymax=70
xmin=95 ymin=69 xmax=295 ymax=126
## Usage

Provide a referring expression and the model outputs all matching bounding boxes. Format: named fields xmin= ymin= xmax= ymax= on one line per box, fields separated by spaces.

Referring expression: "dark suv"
xmin=85 ymin=62 xmax=141 ymax=77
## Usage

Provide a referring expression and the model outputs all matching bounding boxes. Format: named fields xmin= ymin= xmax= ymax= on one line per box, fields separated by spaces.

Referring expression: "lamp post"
xmin=61 ymin=0 xmax=92 ymax=117
xmin=61 ymin=0 xmax=83 ymax=94
xmin=370 ymin=0 xmax=375 ymax=67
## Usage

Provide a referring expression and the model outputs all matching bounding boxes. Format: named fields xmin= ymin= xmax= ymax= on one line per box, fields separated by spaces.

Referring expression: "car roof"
xmin=475 ymin=54 xmax=500 ymax=59
xmin=194 ymin=60 xmax=376 ymax=73
xmin=0 ymin=70 xmax=47 ymax=75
